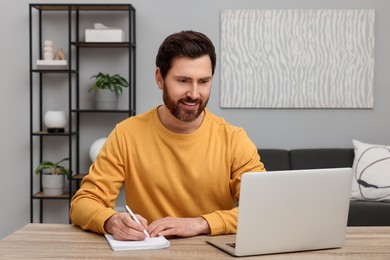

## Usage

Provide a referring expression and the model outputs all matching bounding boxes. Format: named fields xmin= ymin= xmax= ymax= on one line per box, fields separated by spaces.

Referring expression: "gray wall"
xmin=1 ymin=0 xmax=389 ymax=239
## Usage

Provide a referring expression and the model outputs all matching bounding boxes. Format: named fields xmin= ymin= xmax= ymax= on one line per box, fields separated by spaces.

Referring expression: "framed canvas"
xmin=220 ymin=9 xmax=375 ymax=108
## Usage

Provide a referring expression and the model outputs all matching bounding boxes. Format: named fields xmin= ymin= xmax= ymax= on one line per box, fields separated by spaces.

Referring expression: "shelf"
xmin=72 ymin=109 xmax=135 ymax=114
xmin=29 ymin=2 xmax=135 ymax=224
xmin=72 ymin=42 xmax=135 ymax=48
xmin=73 ymin=174 xmax=87 ymax=181
xmin=31 ymin=4 xmax=134 ymax=12
xmin=32 ymin=131 xmax=77 ymax=136
xmin=32 ymin=69 xmax=77 ymax=74
xmin=32 ymin=192 xmax=70 ymax=199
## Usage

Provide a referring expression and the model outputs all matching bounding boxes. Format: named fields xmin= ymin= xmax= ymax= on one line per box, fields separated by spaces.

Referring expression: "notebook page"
xmin=104 ymin=234 xmax=170 ymax=251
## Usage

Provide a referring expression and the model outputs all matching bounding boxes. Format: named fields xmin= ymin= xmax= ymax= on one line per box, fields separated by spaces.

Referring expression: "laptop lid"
xmin=207 ymin=168 xmax=353 ymax=256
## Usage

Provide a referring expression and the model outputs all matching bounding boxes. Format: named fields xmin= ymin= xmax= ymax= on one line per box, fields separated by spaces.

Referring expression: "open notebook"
xmin=104 ymin=234 xmax=170 ymax=251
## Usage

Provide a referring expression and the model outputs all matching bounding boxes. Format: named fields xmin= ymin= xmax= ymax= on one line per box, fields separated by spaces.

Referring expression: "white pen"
xmin=125 ymin=205 xmax=151 ymax=238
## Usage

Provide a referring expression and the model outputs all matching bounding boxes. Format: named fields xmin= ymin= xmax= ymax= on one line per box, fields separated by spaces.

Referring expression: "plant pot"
xmin=44 ymin=110 xmax=67 ymax=133
xmin=42 ymin=174 xmax=64 ymax=196
xmin=95 ymin=89 xmax=118 ymax=110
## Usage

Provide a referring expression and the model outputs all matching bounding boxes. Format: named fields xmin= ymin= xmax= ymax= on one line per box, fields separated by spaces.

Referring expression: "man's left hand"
xmin=147 ymin=216 xmax=210 ymax=238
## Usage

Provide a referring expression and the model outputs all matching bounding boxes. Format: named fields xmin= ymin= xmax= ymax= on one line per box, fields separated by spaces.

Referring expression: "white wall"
xmin=1 ymin=0 xmax=389 ymax=239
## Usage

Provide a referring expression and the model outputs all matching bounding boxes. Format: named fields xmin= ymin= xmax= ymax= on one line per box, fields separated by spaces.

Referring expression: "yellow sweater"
xmin=70 ymin=107 xmax=265 ymax=235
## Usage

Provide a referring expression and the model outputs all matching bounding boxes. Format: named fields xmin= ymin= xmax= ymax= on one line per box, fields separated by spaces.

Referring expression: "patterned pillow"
xmin=351 ymin=139 xmax=390 ymax=201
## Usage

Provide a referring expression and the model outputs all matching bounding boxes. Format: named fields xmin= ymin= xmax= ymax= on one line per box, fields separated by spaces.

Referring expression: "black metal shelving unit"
xmin=29 ymin=3 xmax=136 ymax=223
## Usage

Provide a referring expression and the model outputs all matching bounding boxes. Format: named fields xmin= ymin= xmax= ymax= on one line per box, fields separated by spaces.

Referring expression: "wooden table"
xmin=0 ymin=224 xmax=389 ymax=259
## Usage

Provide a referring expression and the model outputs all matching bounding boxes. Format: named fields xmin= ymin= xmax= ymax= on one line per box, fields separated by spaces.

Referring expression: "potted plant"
xmin=89 ymin=72 xmax=129 ymax=110
xmin=34 ymin=158 xmax=71 ymax=196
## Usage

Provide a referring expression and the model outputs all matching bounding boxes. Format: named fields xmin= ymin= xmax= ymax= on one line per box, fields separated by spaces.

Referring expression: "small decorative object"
xmin=85 ymin=22 xmax=124 ymax=42
xmin=43 ymin=40 xmax=54 ymax=60
xmin=34 ymin=158 xmax=71 ymax=196
xmin=44 ymin=110 xmax=67 ymax=133
xmin=89 ymin=72 xmax=128 ymax=110
xmin=94 ymin=22 xmax=109 ymax=29
xmin=54 ymin=48 xmax=66 ymax=60
xmin=36 ymin=40 xmax=68 ymax=69
xmin=89 ymin=137 xmax=107 ymax=162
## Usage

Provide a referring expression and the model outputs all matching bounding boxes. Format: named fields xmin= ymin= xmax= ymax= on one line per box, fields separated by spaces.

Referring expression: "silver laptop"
xmin=207 ymin=168 xmax=353 ymax=256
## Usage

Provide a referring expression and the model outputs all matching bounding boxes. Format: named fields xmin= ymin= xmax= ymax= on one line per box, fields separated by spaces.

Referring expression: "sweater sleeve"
xmin=203 ymin=128 xmax=265 ymax=235
xmin=70 ymin=127 xmax=125 ymax=234
xmin=201 ymin=208 xmax=239 ymax=235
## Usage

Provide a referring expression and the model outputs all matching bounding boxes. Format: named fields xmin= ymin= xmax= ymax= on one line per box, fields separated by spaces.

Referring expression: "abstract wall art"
xmin=220 ymin=9 xmax=375 ymax=108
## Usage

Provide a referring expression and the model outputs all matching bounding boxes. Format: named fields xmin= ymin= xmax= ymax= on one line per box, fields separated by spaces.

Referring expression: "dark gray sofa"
xmin=258 ymin=148 xmax=390 ymax=226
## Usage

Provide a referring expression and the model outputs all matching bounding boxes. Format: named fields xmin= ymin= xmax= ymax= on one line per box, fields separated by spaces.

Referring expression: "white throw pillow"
xmin=351 ymin=139 xmax=390 ymax=201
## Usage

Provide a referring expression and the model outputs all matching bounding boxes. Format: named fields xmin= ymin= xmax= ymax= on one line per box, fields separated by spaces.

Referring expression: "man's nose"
xmin=186 ymin=83 xmax=200 ymax=100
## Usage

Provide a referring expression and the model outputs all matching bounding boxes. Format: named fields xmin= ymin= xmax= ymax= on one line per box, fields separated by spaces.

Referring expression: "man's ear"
xmin=155 ymin=68 xmax=164 ymax=90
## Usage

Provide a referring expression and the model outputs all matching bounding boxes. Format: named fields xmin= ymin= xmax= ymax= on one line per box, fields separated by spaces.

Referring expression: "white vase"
xmin=95 ymin=89 xmax=118 ymax=110
xmin=89 ymin=137 xmax=107 ymax=162
xmin=42 ymin=174 xmax=64 ymax=196
xmin=44 ymin=110 xmax=67 ymax=133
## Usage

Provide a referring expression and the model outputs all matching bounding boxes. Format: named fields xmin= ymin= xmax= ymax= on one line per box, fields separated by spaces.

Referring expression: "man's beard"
xmin=163 ymin=83 xmax=209 ymax=122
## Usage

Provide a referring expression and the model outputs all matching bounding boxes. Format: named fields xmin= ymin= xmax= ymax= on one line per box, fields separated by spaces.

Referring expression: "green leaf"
xmin=88 ymin=72 xmax=128 ymax=95
xmin=34 ymin=157 xmax=71 ymax=177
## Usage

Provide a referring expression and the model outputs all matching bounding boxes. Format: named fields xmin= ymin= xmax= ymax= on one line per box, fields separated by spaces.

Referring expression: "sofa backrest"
xmin=290 ymin=149 xmax=354 ymax=170
xmin=258 ymin=148 xmax=354 ymax=171
xmin=257 ymin=149 xmax=290 ymax=171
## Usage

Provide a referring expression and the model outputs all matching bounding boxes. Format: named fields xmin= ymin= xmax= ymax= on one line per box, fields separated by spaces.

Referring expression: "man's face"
xmin=157 ymin=55 xmax=213 ymax=122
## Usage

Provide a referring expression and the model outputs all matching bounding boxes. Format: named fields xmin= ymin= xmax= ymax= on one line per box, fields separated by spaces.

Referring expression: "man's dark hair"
xmin=155 ymin=30 xmax=216 ymax=79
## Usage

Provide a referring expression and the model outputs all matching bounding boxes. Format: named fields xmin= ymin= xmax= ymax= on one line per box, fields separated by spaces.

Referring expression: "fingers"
xmin=147 ymin=217 xmax=209 ymax=238
xmin=105 ymin=212 xmax=149 ymax=241
xmin=148 ymin=217 xmax=177 ymax=237
xmin=136 ymin=214 xmax=149 ymax=228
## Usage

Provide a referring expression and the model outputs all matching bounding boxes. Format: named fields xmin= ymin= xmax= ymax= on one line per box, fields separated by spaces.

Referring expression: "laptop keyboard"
xmin=226 ymin=242 xmax=236 ymax=248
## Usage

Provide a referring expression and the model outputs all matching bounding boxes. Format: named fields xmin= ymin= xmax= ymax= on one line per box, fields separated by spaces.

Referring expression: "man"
xmin=70 ymin=30 xmax=265 ymax=241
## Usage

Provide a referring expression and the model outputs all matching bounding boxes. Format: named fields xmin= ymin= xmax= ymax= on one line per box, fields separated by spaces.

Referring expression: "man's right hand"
xmin=104 ymin=212 xmax=149 ymax=241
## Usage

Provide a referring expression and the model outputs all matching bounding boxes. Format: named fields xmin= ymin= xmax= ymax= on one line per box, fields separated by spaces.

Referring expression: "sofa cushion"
xmin=348 ymin=200 xmax=390 ymax=226
xmin=351 ymin=139 xmax=390 ymax=201
xmin=257 ymin=149 xmax=290 ymax=171
xmin=289 ymin=149 xmax=354 ymax=170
